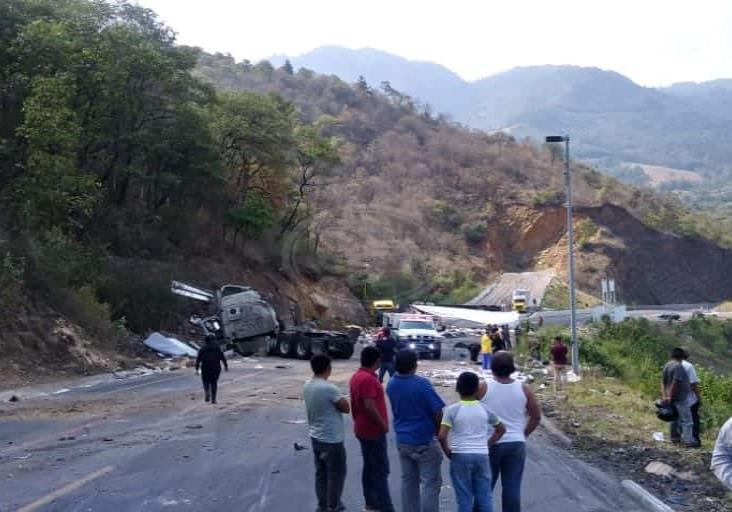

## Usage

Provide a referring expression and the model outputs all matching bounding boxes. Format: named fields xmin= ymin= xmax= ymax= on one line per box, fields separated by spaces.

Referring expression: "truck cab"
xmin=512 ymin=289 xmax=531 ymax=313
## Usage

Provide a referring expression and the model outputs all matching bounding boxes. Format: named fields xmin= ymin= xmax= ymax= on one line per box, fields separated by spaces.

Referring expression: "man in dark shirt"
xmin=491 ymin=327 xmax=505 ymax=353
xmin=350 ymin=346 xmax=394 ymax=512
xmin=386 ymin=350 xmax=444 ymax=512
xmin=549 ymin=336 xmax=569 ymax=395
xmin=376 ymin=327 xmax=397 ymax=383
xmin=195 ymin=335 xmax=228 ymax=404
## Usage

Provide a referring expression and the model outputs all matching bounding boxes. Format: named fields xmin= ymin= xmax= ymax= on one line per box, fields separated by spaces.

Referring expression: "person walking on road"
xmin=549 ymin=336 xmax=569 ymax=396
xmin=195 ymin=335 xmax=228 ymax=404
xmin=386 ymin=350 xmax=445 ymax=512
xmin=303 ymin=354 xmax=350 ymax=512
xmin=661 ymin=347 xmax=695 ymax=447
xmin=479 ymin=352 xmax=542 ymax=512
xmin=480 ymin=328 xmax=493 ymax=371
xmin=676 ymin=349 xmax=702 ymax=446
xmin=350 ymin=346 xmax=395 ymax=512
xmin=712 ymin=416 xmax=732 ymax=490
xmin=376 ymin=327 xmax=397 ymax=383
xmin=438 ymin=371 xmax=506 ymax=512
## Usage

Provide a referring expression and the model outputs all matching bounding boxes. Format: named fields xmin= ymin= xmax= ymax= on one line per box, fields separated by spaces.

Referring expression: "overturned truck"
xmin=171 ymin=280 xmax=356 ymax=359
xmin=171 ymin=280 xmax=279 ymax=356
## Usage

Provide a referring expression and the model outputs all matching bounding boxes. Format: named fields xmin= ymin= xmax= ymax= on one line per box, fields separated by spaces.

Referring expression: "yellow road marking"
xmin=16 ymin=465 xmax=114 ymax=512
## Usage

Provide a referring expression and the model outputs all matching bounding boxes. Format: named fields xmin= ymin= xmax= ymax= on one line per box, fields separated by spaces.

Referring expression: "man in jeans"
xmin=438 ymin=372 xmax=505 ymax=512
xmin=681 ymin=349 xmax=702 ymax=447
xmin=386 ymin=350 xmax=444 ymax=512
xmin=661 ymin=347 xmax=695 ymax=447
xmin=303 ymin=354 xmax=350 ymax=512
xmin=479 ymin=352 xmax=542 ymax=512
xmin=350 ymin=346 xmax=394 ymax=512
xmin=376 ymin=327 xmax=397 ymax=383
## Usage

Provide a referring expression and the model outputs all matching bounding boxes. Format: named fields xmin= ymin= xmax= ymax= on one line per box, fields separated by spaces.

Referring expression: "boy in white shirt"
xmin=438 ymin=372 xmax=505 ymax=512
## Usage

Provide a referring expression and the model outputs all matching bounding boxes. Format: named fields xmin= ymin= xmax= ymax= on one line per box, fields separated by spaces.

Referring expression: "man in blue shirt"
xmin=386 ymin=350 xmax=445 ymax=512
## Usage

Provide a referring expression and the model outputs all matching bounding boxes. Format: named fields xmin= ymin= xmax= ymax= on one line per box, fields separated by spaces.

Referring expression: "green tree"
xmin=280 ymin=124 xmax=341 ymax=235
xmin=226 ymin=192 xmax=274 ymax=246
xmin=281 ymin=59 xmax=294 ymax=75
xmin=211 ymin=91 xmax=295 ymax=240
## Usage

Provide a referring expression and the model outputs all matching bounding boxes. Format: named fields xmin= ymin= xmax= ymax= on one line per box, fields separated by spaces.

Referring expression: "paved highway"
xmin=0 ymin=349 xmax=645 ymax=512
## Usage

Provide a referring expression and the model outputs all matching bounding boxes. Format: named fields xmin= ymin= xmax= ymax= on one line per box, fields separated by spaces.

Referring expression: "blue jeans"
xmin=489 ymin=442 xmax=526 ymax=512
xmin=670 ymin=402 xmax=694 ymax=445
xmin=379 ymin=362 xmax=396 ymax=382
xmin=358 ymin=435 xmax=395 ymax=512
xmin=397 ymin=441 xmax=442 ymax=512
xmin=449 ymin=453 xmax=492 ymax=512
xmin=482 ymin=353 xmax=492 ymax=370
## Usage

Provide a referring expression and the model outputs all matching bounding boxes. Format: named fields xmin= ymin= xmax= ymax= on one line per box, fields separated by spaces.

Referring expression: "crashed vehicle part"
xmin=172 ymin=281 xmax=279 ymax=356
xmin=272 ymin=330 xmax=355 ymax=360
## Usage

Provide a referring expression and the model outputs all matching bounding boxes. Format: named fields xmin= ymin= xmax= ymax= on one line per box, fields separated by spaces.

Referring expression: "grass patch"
xmin=541 ymin=277 xmax=600 ymax=309
xmin=538 ymin=374 xmax=732 ymax=511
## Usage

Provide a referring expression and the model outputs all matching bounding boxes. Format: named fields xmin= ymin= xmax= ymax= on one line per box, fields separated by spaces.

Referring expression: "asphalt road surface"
xmin=0 ymin=345 xmax=644 ymax=512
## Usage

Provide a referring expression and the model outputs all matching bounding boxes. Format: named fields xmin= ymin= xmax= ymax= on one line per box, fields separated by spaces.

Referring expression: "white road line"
xmin=16 ymin=465 xmax=114 ymax=512
xmin=97 ymin=374 xmax=188 ymax=395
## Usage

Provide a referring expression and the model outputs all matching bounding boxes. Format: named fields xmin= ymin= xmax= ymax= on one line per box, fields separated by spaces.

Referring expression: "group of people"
xmin=303 ymin=345 xmax=541 ymax=512
xmin=478 ymin=325 xmax=512 ymax=369
xmin=660 ymin=347 xmax=702 ymax=448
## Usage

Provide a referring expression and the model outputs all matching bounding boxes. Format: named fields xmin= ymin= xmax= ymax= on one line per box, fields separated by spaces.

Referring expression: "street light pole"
xmin=546 ymin=135 xmax=579 ymax=374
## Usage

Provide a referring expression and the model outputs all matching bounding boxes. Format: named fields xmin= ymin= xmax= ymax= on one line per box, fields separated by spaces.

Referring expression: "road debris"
xmin=144 ymin=332 xmax=197 ymax=357
xmin=293 ymin=442 xmax=308 ymax=451
xmin=13 ymin=453 xmax=32 ymax=460
xmin=8 ymin=395 xmax=19 ymax=402
xmin=185 ymin=424 xmax=203 ymax=430
xmin=282 ymin=419 xmax=306 ymax=425
xmin=58 ymin=436 xmax=76 ymax=441
xmin=645 ymin=461 xmax=675 ymax=477
xmin=275 ymin=365 xmax=292 ymax=369
xmin=652 ymin=432 xmax=665 ymax=442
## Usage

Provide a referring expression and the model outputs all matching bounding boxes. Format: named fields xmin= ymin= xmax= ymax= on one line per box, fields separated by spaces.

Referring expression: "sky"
xmin=136 ymin=0 xmax=732 ymax=86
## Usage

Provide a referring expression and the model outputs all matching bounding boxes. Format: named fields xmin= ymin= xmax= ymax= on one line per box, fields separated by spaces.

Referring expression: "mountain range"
xmin=270 ymin=47 xmax=732 ymax=200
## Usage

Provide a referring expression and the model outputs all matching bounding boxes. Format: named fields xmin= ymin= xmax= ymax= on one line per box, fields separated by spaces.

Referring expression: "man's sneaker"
xmin=204 ymin=394 xmax=210 ymax=402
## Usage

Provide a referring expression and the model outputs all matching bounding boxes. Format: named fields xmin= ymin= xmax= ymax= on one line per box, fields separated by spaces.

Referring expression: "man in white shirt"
xmin=712 ymin=417 xmax=732 ymax=490
xmin=674 ymin=349 xmax=702 ymax=447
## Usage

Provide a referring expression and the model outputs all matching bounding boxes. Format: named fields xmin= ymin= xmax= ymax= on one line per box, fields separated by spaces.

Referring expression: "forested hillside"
xmin=3 ymin=0 xmax=732 ymax=384
xmin=197 ymin=53 xmax=732 ymax=304
xmin=0 ymin=0 xmax=363 ymax=383
xmin=276 ymin=47 xmax=732 ymax=218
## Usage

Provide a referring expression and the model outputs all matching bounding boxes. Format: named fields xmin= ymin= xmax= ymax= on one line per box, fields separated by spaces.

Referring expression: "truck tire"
xmin=266 ymin=336 xmax=278 ymax=356
xmin=433 ymin=350 xmax=441 ymax=360
xmin=336 ymin=343 xmax=355 ymax=360
xmin=277 ymin=338 xmax=294 ymax=358
xmin=296 ymin=339 xmax=312 ymax=360
xmin=233 ymin=341 xmax=257 ymax=357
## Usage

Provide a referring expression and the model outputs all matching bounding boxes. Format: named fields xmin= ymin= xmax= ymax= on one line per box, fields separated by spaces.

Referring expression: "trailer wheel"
xmin=266 ymin=336 xmax=278 ymax=356
xmin=277 ymin=338 xmax=294 ymax=358
xmin=336 ymin=343 xmax=355 ymax=360
xmin=296 ymin=339 xmax=312 ymax=360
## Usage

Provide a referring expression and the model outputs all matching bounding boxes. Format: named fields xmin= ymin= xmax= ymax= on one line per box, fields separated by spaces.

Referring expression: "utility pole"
xmin=564 ymin=136 xmax=579 ymax=374
xmin=546 ymin=135 xmax=579 ymax=374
